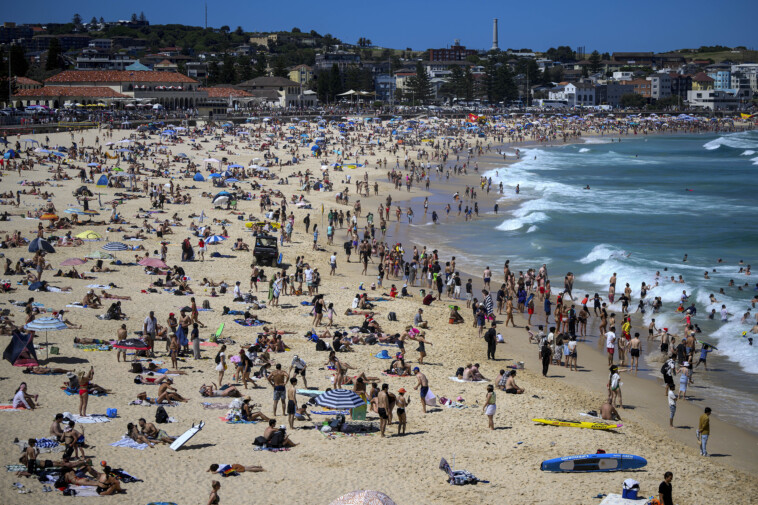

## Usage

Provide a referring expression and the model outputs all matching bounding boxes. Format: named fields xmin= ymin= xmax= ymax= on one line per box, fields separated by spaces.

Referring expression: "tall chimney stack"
xmin=491 ymin=18 xmax=499 ymax=51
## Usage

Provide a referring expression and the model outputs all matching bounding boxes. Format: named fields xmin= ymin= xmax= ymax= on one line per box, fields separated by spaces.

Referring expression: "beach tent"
xmin=96 ymin=175 xmax=109 ymax=187
xmin=28 ymin=237 xmax=55 ymax=254
xmin=193 ymin=173 xmax=205 ymax=182
xmin=3 ymin=330 xmax=39 ymax=368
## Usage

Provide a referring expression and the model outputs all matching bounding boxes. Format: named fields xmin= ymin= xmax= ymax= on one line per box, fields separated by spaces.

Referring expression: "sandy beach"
xmin=1 ymin=117 xmax=756 ymax=505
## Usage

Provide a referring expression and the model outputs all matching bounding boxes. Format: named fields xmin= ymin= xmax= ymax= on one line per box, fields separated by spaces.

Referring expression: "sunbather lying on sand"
xmin=200 ymin=384 xmax=242 ymax=397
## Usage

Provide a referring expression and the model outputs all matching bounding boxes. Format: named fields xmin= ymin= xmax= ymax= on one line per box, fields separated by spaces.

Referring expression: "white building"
xmin=647 ymin=73 xmax=671 ymax=100
xmin=564 ymin=82 xmax=596 ymax=107
xmin=687 ymin=89 xmax=739 ymax=110
xmin=612 ymin=71 xmax=633 ymax=81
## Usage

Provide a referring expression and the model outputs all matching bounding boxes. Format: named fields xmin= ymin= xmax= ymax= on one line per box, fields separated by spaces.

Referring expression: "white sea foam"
xmin=752 ymin=156 xmax=758 ymax=166
xmin=496 ymin=211 xmax=548 ymax=231
xmin=703 ymin=131 xmax=758 ymax=151
xmin=710 ymin=321 xmax=758 ymax=375
xmin=579 ymin=244 xmax=629 ymax=264
xmin=578 ymin=148 xmax=590 ymax=153
xmin=582 ymin=137 xmax=613 ymax=145
xmin=740 ymin=150 xmax=755 ymax=156
xmin=526 ymin=225 xmax=538 ymax=233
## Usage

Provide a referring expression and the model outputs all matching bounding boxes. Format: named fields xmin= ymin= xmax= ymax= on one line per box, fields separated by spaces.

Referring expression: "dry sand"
xmin=1 ymin=122 xmax=756 ymax=505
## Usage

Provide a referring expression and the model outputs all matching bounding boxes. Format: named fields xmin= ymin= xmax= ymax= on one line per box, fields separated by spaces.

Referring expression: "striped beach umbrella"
xmin=103 ymin=242 xmax=128 ymax=252
xmin=28 ymin=238 xmax=55 ymax=254
xmin=205 ymin=235 xmax=226 ymax=244
xmin=24 ymin=317 xmax=68 ymax=362
xmin=314 ymin=389 xmax=365 ymax=410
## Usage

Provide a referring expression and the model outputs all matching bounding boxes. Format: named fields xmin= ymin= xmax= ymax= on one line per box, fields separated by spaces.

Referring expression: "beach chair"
xmin=439 ymin=458 xmax=479 ymax=485
xmin=210 ymin=323 xmax=224 ymax=342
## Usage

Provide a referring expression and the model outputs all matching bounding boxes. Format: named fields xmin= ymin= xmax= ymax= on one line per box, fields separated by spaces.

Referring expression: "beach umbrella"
xmin=28 ymin=238 xmax=55 ymax=254
xmin=76 ymin=230 xmax=102 ymax=239
xmin=314 ymin=389 xmax=365 ymax=410
xmin=205 ymin=235 xmax=226 ymax=244
xmin=113 ymin=338 xmax=149 ymax=351
xmin=87 ymin=162 xmax=99 ymax=167
xmin=60 ymin=258 xmax=87 ymax=266
xmin=212 ymin=195 xmax=229 ymax=206
xmin=208 ymin=173 xmax=222 ymax=179
xmin=138 ymin=257 xmax=168 ymax=268
xmin=329 ymin=490 xmax=397 ymax=505
xmin=85 ymin=251 xmax=114 ymax=260
xmin=64 ymin=208 xmax=83 ymax=215
xmin=225 ymin=178 xmax=239 ymax=183
xmin=39 ymin=213 xmax=59 ymax=221
xmin=24 ymin=317 xmax=67 ymax=362
xmin=203 ymin=158 xmax=220 ymax=163
xmin=103 ymin=242 xmax=128 ymax=252
xmin=228 ymin=164 xmax=243 ymax=168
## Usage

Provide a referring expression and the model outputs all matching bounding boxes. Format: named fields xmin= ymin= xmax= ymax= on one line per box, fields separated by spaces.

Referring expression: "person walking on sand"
xmin=667 ymin=384 xmax=678 ymax=428
xmin=396 ymin=388 xmax=409 ymax=435
xmin=697 ymin=407 xmax=711 ymax=456
xmin=605 ymin=326 xmax=617 ymax=366
xmin=629 ymin=332 xmax=642 ymax=371
xmin=608 ymin=365 xmax=623 ymax=409
xmin=482 ymin=384 xmax=496 ymax=430
xmin=215 ymin=345 xmax=227 ymax=385
xmin=413 ymin=367 xmax=429 ymax=414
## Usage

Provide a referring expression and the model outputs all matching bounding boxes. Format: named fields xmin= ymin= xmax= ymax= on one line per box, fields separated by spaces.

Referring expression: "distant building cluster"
xmin=2 ymin=18 xmax=757 ymax=112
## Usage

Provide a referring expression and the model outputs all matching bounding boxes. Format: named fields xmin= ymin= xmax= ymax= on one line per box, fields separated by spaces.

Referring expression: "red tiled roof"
xmin=46 ymin=70 xmax=197 ymax=84
xmin=13 ymin=86 xmax=128 ymax=98
xmin=692 ymin=72 xmax=714 ymax=82
xmin=200 ymin=87 xmax=253 ymax=98
xmin=15 ymin=76 xmax=42 ymax=86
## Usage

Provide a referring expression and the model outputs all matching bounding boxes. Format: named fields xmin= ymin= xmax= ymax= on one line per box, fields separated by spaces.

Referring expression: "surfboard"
xmin=532 ymin=418 xmax=622 ymax=430
xmin=170 ymin=421 xmax=204 ymax=451
xmin=698 ymin=340 xmax=718 ymax=350
xmin=541 ymin=453 xmax=647 ymax=472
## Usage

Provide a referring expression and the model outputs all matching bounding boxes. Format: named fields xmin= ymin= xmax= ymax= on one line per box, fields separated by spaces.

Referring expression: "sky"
xmin=5 ymin=0 xmax=758 ymax=53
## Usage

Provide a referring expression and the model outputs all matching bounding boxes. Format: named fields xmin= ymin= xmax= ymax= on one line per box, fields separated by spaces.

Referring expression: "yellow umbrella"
xmin=76 ymin=230 xmax=102 ymax=239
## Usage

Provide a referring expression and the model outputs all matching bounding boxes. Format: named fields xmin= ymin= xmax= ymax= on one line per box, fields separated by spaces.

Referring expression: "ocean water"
xmin=413 ymin=130 xmax=758 ymax=431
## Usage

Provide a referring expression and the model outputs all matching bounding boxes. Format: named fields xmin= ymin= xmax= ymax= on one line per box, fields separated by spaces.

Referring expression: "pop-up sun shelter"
xmin=3 ymin=330 xmax=39 ymax=367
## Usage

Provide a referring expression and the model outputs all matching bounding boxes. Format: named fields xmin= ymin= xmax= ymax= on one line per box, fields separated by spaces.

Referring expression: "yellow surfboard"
xmin=532 ymin=418 xmax=622 ymax=430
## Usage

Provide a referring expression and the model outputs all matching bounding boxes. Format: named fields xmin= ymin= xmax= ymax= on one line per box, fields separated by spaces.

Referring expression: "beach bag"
xmin=315 ymin=339 xmax=327 ymax=351
xmin=202 ymin=300 xmax=211 ymax=309
xmin=388 ymin=312 xmax=397 ymax=321
xmin=253 ymin=435 xmax=267 ymax=447
xmin=660 ymin=362 xmax=670 ymax=376
xmin=155 ymin=406 xmax=169 ymax=424
xmin=130 ymin=362 xmax=142 ymax=374
xmin=106 ymin=408 xmax=118 ymax=418
xmin=215 ymin=352 xmax=221 ymax=364
xmin=268 ymin=430 xmax=285 ymax=448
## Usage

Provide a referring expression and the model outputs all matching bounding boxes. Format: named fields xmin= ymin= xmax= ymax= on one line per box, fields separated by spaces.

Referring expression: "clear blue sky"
xmin=5 ymin=0 xmax=758 ymax=53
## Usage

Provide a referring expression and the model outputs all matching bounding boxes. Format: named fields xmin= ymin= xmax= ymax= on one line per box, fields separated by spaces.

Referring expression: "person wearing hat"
xmin=241 ymin=396 xmax=270 ymax=422
xmin=289 ymin=355 xmax=308 ymax=388
xmin=396 ymin=388 xmax=410 ymax=435
xmin=678 ymin=361 xmax=692 ymax=399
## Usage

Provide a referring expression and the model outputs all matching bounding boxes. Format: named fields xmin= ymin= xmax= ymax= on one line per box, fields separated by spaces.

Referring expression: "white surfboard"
xmin=170 ymin=421 xmax=204 ymax=451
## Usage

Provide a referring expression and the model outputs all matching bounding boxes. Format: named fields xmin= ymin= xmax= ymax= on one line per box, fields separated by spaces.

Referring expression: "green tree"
xmin=90 ymin=16 xmax=97 ymax=25
xmin=582 ymin=65 xmax=589 ymax=77
xmin=72 ymin=13 xmax=82 ymax=26
xmin=588 ymin=50 xmax=602 ymax=73
xmin=620 ymin=93 xmax=647 ymax=108
xmin=328 ymin=63 xmax=342 ymax=100
xmin=316 ymin=74 xmax=329 ymax=102
xmin=253 ymin=53 xmax=267 ymax=77
xmin=292 ymin=27 xmax=301 ymax=33
xmin=237 ymin=56 xmax=254 ymax=81
xmin=272 ymin=56 xmax=287 ymax=78
xmin=99 ymin=17 xmax=105 ymax=24
xmin=46 ymin=38 xmax=62 ymax=71
xmin=655 ymin=95 xmax=681 ymax=110
xmin=219 ymin=54 xmax=237 ymax=83
xmin=207 ymin=60 xmax=220 ymax=85
xmin=235 ymin=26 xmax=244 ymax=36
xmin=406 ymin=61 xmax=432 ymax=103
xmin=10 ymin=45 xmax=28 ymax=77
xmin=447 ymin=65 xmax=466 ymax=100
xmin=130 ymin=13 xmax=138 ymax=23
xmin=139 ymin=12 xmax=147 ymax=23
xmin=544 ymin=46 xmax=575 ymax=63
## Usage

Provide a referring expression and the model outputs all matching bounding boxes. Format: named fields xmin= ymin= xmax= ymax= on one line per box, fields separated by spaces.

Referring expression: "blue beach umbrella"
xmin=205 ymin=235 xmax=226 ymax=244
xmin=28 ymin=237 xmax=55 ymax=254
xmin=102 ymin=242 xmax=128 ymax=252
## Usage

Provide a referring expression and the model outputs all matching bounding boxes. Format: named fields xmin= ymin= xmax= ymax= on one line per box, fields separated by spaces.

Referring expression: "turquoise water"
xmin=411 ymin=130 xmax=758 ymax=430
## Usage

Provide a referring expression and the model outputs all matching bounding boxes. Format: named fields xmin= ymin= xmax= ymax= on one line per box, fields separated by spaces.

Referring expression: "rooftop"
xmin=13 ymin=86 xmax=128 ymax=98
xmin=200 ymin=87 xmax=254 ymax=98
xmin=46 ymin=70 xmax=197 ymax=84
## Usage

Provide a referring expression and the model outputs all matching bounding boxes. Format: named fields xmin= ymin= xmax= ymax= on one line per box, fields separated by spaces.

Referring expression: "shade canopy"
xmin=314 ymin=389 xmax=365 ymax=409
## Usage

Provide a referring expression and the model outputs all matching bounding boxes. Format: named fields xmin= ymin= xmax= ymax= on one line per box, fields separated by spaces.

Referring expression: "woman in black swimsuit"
xmin=207 ymin=480 xmax=221 ymax=505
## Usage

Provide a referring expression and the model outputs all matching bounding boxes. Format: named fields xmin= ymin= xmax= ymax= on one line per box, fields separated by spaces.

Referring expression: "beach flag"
xmin=467 ymin=113 xmax=479 ymax=122
xmin=740 ymin=113 xmax=755 ymax=119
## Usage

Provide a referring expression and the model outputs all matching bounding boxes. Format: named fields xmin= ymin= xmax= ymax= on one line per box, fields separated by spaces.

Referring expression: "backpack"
xmin=130 ymin=362 xmax=142 ymax=374
xmin=202 ymin=300 xmax=211 ymax=309
xmin=661 ymin=362 xmax=670 ymax=376
xmin=155 ymin=406 xmax=169 ymax=424
xmin=455 ymin=367 xmax=465 ymax=377
xmin=388 ymin=311 xmax=397 ymax=321
xmin=253 ymin=435 xmax=267 ymax=447
xmin=215 ymin=352 xmax=221 ymax=364
xmin=315 ymin=339 xmax=327 ymax=351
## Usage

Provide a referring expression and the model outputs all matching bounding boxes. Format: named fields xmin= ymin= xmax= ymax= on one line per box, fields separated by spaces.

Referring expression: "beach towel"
xmin=66 ymin=303 xmax=89 ymax=309
xmin=0 ymin=404 xmax=26 ymax=411
xmin=62 ymin=413 xmax=111 ymax=423
xmin=449 ymin=376 xmax=489 ymax=383
xmin=34 ymin=437 xmax=61 ymax=449
xmin=66 ymin=485 xmax=101 ymax=497
xmin=74 ymin=343 xmax=112 ymax=351
xmin=6 ymin=464 xmax=27 ymax=472
xmin=111 ymin=436 xmax=149 ymax=450
xmin=201 ymin=402 xmax=229 ymax=410
xmin=320 ymin=431 xmax=376 ymax=440
xmin=14 ymin=439 xmax=63 ymax=454
xmin=220 ymin=417 xmax=258 ymax=424
xmin=253 ymin=447 xmax=291 ymax=452
xmin=233 ymin=318 xmax=266 ymax=327
xmin=200 ymin=341 xmax=219 ymax=347
xmin=374 ymin=350 xmax=392 ymax=359
xmin=310 ymin=409 xmax=350 ymax=416
xmin=87 ymin=284 xmax=111 ymax=289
